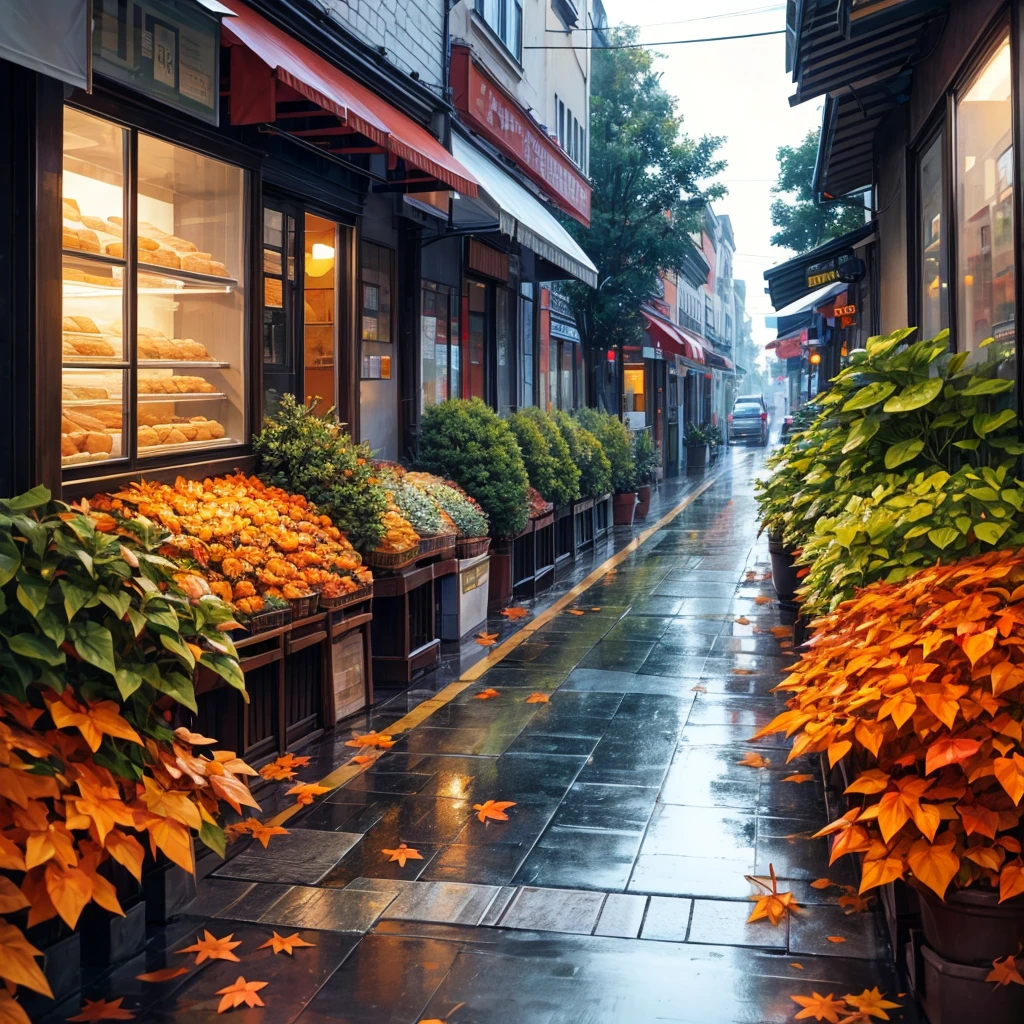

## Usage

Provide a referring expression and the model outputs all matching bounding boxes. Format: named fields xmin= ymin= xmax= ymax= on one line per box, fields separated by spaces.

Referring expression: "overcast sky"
xmin=598 ymin=0 xmax=823 ymax=353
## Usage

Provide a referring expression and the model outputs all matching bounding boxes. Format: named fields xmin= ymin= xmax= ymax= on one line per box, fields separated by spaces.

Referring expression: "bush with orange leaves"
xmin=755 ymin=548 xmax=1024 ymax=904
xmin=0 ymin=487 xmax=257 ymax=1023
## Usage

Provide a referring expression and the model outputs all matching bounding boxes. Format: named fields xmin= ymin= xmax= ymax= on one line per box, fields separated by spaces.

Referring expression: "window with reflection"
xmin=956 ymin=35 xmax=1014 ymax=367
xmin=918 ymin=131 xmax=947 ymax=337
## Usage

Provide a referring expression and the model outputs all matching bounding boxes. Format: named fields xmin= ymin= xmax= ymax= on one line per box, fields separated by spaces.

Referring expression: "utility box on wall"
xmin=440 ymin=553 xmax=490 ymax=640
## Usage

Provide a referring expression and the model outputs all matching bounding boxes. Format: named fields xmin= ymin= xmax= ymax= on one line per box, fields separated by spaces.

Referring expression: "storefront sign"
xmin=467 ymin=238 xmax=509 ymax=282
xmin=834 ymin=303 xmax=857 ymax=317
xmin=93 ymin=0 xmax=221 ymax=125
xmin=550 ymin=319 xmax=581 ymax=343
xmin=805 ymin=251 xmax=863 ymax=289
xmin=642 ymin=347 xmax=665 ymax=362
xmin=451 ymin=45 xmax=591 ymax=226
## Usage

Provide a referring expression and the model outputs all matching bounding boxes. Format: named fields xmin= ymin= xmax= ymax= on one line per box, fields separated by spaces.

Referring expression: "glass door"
xmin=303 ymin=213 xmax=339 ymax=415
xmin=262 ymin=201 xmax=298 ymax=419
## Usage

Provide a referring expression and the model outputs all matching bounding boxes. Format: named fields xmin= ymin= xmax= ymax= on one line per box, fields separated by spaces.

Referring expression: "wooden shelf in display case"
xmin=138 ymin=360 xmax=231 ymax=369
xmin=137 ymin=263 xmax=238 ymax=290
xmin=138 ymin=437 xmax=240 ymax=458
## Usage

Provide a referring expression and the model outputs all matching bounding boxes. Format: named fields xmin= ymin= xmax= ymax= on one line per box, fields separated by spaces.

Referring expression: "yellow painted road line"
xmin=266 ymin=467 xmax=727 ymax=826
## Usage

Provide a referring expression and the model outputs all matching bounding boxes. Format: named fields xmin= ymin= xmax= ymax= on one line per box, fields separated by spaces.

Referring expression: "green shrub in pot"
xmin=632 ymin=429 xmax=660 ymax=485
xmin=575 ymin=408 xmax=636 ymax=494
xmin=553 ymin=411 xmax=612 ymax=499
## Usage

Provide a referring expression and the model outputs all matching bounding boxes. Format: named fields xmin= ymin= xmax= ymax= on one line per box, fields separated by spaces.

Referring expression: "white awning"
xmin=770 ymin=280 xmax=849 ymax=319
xmin=0 ymin=0 xmax=89 ymax=88
xmin=451 ymin=135 xmax=598 ymax=288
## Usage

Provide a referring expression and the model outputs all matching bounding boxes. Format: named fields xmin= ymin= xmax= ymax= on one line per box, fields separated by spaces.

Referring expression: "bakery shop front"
xmin=2 ymin=0 xmax=477 ymax=498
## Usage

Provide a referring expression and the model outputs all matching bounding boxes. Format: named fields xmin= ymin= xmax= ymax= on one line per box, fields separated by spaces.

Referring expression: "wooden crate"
xmin=573 ymin=497 xmax=595 ymax=556
xmin=594 ymin=493 xmax=613 ymax=540
xmin=554 ymin=503 xmax=574 ymax=563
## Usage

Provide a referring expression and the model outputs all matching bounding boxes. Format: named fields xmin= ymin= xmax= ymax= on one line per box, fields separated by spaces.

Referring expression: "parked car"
xmin=728 ymin=395 xmax=769 ymax=446
xmin=779 ymin=413 xmax=795 ymax=440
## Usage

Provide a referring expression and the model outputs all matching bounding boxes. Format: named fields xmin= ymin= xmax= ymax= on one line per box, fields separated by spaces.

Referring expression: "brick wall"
xmin=315 ymin=0 xmax=445 ymax=89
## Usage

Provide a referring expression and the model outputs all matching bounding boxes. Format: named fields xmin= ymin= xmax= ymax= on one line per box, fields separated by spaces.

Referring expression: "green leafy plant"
xmin=575 ymin=408 xmax=636 ymax=494
xmin=632 ymin=429 xmax=660 ymax=484
xmin=416 ymin=399 xmax=530 ymax=538
xmin=553 ymin=411 xmax=612 ymax=499
xmin=386 ymin=476 xmax=444 ymax=537
xmin=756 ymin=327 xmax=1023 ymax=614
xmin=253 ymin=394 xmax=387 ymax=552
xmin=425 ymin=482 xmax=489 ymax=538
xmin=509 ymin=407 xmax=580 ymax=507
xmin=684 ymin=422 xmax=714 ymax=446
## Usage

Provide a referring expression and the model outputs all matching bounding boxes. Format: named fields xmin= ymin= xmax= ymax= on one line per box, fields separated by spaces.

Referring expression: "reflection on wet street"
xmin=45 ymin=450 xmax=912 ymax=1023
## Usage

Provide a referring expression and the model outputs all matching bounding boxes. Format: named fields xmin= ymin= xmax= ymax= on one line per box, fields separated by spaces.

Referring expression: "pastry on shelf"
xmin=63 ymin=384 xmax=110 ymax=401
xmin=62 ymin=409 xmax=122 ymax=433
xmin=137 ymin=417 xmax=226 ymax=447
xmin=61 ymin=430 xmax=114 ymax=457
xmin=63 ymin=265 xmax=120 ymax=287
xmin=138 ymin=374 xmax=217 ymax=394
xmin=63 ymin=226 xmax=101 ymax=253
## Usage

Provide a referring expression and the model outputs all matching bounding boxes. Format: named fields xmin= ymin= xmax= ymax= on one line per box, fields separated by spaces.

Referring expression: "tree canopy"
xmin=563 ymin=27 xmax=725 ymax=397
xmin=769 ymin=130 xmax=866 ymax=253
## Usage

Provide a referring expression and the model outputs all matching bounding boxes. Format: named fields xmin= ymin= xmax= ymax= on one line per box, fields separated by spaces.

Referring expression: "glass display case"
xmin=61 ymin=106 xmax=246 ymax=473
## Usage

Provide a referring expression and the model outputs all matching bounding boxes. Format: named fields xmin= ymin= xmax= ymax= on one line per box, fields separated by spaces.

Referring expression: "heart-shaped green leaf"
xmin=884 ymin=438 xmax=925 ymax=469
xmin=927 ymin=527 xmax=960 ymax=550
xmin=842 ymin=381 xmax=897 ymax=412
xmin=883 ymin=377 xmax=943 ymax=413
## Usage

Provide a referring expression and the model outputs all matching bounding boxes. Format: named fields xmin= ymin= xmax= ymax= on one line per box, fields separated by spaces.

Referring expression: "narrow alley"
xmin=46 ymin=453 xmax=910 ymax=1024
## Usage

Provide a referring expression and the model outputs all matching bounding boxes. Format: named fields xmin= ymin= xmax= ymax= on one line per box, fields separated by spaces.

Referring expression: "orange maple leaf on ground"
xmin=135 ymin=967 xmax=188 ymax=983
xmin=286 ymin=782 xmax=331 ymax=806
xmin=258 ymin=763 xmax=297 ymax=781
xmin=810 ymin=878 xmax=835 ymax=890
xmin=754 ymin=596 xmax=772 ymax=605
xmin=565 ymin=609 xmax=585 ymax=616
xmin=345 ymin=732 xmax=395 ymax=750
xmin=746 ymin=864 xmax=799 ymax=926
xmin=258 ymin=932 xmax=316 ymax=956
xmin=987 ymin=955 xmax=1024 ymax=987
xmin=216 ymin=977 xmax=268 ymax=1014
xmin=475 ymin=632 xmax=499 ymax=646
xmin=769 ymin=625 xmax=793 ymax=638
xmin=782 ymin=774 xmax=813 ymax=784
xmin=66 ymin=997 xmax=135 ymax=1021
xmin=825 ymin=935 xmax=846 ymax=944
xmin=382 ymin=843 xmax=424 ymax=868
xmin=176 ymin=930 xmax=241 ymax=964
xmin=473 ymin=800 xmax=516 ymax=822
xmin=736 ymin=752 xmax=770 ymax=768
xmin=249 ymin=822 xmax=290 ymax=849
xmin=501 ymin=607 xmax=529 ymax=620
xmin=474 ymin=688 xmax=500 ymax=700
xmin=690 ymin=684 xmax=707 ymax=693
xmin=837 ymin=893 xmax=872 ymax=915
xmin=525 ymin=692 xmax=550 ymax=704
xmin=735 ymin=617 xmax=751 ymax=625
xmin=843 ymin=987 xmax=900 ymax=1019
xmin=790 ymin=992 xmax=847 ymax=1022
xmin=350 ymin=754 xmax=375 ymax=765
xmin=732 ymin=668 xmax=755 ymax=675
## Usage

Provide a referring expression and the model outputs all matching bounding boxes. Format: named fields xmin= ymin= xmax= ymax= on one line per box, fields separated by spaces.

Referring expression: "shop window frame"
xmin=58 ymin=91 xmax=261 ymax=495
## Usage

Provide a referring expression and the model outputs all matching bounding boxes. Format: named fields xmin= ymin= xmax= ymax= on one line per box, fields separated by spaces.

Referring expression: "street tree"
xmin=562 ymin=27 xmax=726 ymax=405
xmin=769 ymin=130 xmax=865 ymax=253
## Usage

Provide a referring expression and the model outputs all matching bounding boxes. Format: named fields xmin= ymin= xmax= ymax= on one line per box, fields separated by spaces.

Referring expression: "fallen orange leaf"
xmin=838 ymin=893 xmax=872 ymax=914
xmin=565 ymin=609 xmax=585 ymax=616
xmin=735 ymin=617 xmax=751 ymax=625
xmin=525 ymin=692 xmax=550 ymax=703
xmin=345 ymin=732 xmax=395 ymax=749
xmin=769 ymin=625 xmax=793 ymax=638
xmin=843 ymin=988 xmax=901 ymax=1018
xmin=215 ymin=976 xmax=268 ymax=1014
xmin=690 ymin=684 xmax=707 ymax=693
xmin=826 ymin=935 xmax=846 ymax=943
xmin=590 ymin=607 xmax=602 ymax=612
xmin=135 ymin=967 xmax=188 ymax=983
xmin=351 ymin=754 xmax=375 ymax=765
xmin=258 ymin=932 xmax=316 ymax=956
xmin=746 ymin=864 xmax=799 ymax=926
xmin=473 ymin=800 xmax=516 ymax=822
xmin=474 ymin=688 xmax=500 ymax=700
xmin=248 ymin=822 xmax=289 ymax=849
xmin=754 ymin=596 xmax=772 ymax=605
xmin=809 ymin=878 xmax=834 ymax=890
xmin=501 ymin=607 xmax=529 ymax=620
xmin=732 ymin=668 xmax=755 ymax=675
xmin=736 ymin=752 xmax=770 ymax=768
xmin=258 ymin=763 xmax=297 ymax=781
xmin=382 ymin=843 xmax=424 ymax=868
xmin=176 ymin=930 xmax=241 ymax=965
xmin=782 ymin=774 xmax=813 ymax=784
xmin=286 ymin=782 xmax=331 ymax=806
xmin=987 ymin=954 xmax=1024 ymax=987
xmin=475 ymin=632 xmax=499 ymax=646
xmin=66 ymin=997 xmax=135 ymax=1021
xmin=790 ymin=963 xmax=804 ymax=970
xmin=790 ymin=992 xmax=847 ymax=1022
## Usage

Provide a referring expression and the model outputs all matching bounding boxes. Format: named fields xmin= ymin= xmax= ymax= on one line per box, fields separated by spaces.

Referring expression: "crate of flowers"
xmin=404 ymin=472 xmax=491 ymax=559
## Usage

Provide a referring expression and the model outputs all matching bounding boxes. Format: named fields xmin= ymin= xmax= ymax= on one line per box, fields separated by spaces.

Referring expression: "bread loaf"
xmin=63 ymin=198 xmax=81 ymax=221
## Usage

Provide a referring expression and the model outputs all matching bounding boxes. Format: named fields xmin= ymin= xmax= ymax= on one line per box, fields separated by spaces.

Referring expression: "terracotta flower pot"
xmin=913 ymin=882 xmax=1024 ymax=964
xmin=612 ymin=492 xmax=637 ymax=526
xmin=768 ymin=531 xmax=799 ymax=602
xmin=635 ymin=484 xmax=652 ymax=519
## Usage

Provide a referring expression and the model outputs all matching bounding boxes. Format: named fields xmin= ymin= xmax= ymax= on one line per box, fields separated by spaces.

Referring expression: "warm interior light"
xmin=310 ymin=243 xmax=335 ymax=260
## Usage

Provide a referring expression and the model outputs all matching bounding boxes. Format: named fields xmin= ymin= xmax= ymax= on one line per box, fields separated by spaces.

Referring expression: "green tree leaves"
xmin=883 ymin=378 xmax=943 ymax=412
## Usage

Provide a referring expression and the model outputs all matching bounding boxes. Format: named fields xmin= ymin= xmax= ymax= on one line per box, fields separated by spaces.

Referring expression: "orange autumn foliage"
xmin=755 ymin=548 xmax=1024 ymax=901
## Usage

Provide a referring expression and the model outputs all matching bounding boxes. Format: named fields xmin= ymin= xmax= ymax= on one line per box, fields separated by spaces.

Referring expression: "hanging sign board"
xmin=834 ymin=304 xmax=857 ymax=318
xmin=93 ymin=0 xmax=222 ymax=125
xmin=805 ymin=250 xmax=864 ymax=289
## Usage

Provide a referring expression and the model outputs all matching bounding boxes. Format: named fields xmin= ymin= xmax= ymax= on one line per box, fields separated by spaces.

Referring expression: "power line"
xmin=544 ymin=4 xmax=784 ymax=33
xmin=523 ymin=29 xmax=786 ymax=50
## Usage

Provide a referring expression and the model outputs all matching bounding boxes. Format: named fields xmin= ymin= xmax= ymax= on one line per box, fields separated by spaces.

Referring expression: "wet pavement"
xmin=44 ymin=450 xmax=917 ymax=1024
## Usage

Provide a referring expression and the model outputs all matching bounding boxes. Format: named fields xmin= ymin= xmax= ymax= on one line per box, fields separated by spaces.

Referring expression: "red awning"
xmin=675 ymin=324 xmax=707 ymax=365
xmin=772 ymin=329 xmax=808 ymax=360
xmin=642 ymin=311 xmax=705 ymax=364
xmin=222 ymin=1 xmax=478 ymax=196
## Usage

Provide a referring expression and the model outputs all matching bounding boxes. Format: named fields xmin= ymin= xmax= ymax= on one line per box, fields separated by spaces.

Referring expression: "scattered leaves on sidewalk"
xmin=259 ymin=752 xmax=311 ymax=780
xmin=382 ymin=844 xmax=423 ymax=868
xmin=782 ymin=774 xmax=813 ymax=784
xmin=769 ymin=625 xmax=793 ymax=638
xmin=248 ymin=822 xmax=289 ymax=849
xmin=176 ymin=930 xmax=241 ymax=965
xmin=736 ymin=752 xmax=770 ymax=768
xmin=843 ymin=988 xmax=901 ymax=1018
xmin=350 ymin=754 xmax=375 ymax=765
xmin=837 ymin=892 xmax=873 ymax=915
xmin=135 ymin=967 xmax=188 ymax=983
xmin=810 ymin=878 xmax=835 ymax=890
xmin=345 ymin=732 xmax=395 ymax=750
xmin=215 ymin=977 xmax=268 ymax=1013
xmin=987 ymin=955 xmax=1024 ymax=987
xmin=790 ymin=963 xmax=804 ymax=970
xmin=475 ymin=632 xmax=499 ymax=646
xmin=525 ymin=692 xmax=550 ymax=703
xmin=473 ymin=800 xmax=516 ymax=822
xmin=565 ymin=609 xmax=585 ymax=616
xmin=746 ymin=864 xmax=799 ymax=926
xmin=690 ymin=684 xmax=707 ymax=693
xmin=474 ymin=688 xmax=500 ymax=700
xmin=790 ymin=992 xmax=846 ymax=1021
xmin=754 ymin=596 xmax=772 ymax=605
xmin=825 ymin=935 xmax=846 ymax=944
xmin=735 ymin=617 xmax=751 ymax=625
xmin=258 ymin=932 xmax=315 ymax=956
xmin=286 ymin=782 xmax=331 ymax=806
xmin=66 ymin=997 xmax=135 ymax=1021
xmin=501 ymin=607 xmax=529 ymax=620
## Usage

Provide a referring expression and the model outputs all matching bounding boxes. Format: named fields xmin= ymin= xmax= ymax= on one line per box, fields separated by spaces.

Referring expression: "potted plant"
xmin=684 ymin=422 xmax=710 ymax=470
xmin=553 ymin=411 xmax=612 ymax=500
xmin=405 ymin=474 xmax=490 ymax=558
xmin=576 ymin=408 xmax=637 ymax=526
xmin=0 ymin=487 xmax=256 ymax=1022
xmin=416 ymin=399 xmax=530 ymax=608
xmin=253 ymin=393 xmax=387 ymax=553
xmin=756 ymin=547 xmax=1024 ymax=1021
xmin=632 ymin=429 xmax=660 ymax=519
xmin=508 ymin=407 xmax=580 ymax=510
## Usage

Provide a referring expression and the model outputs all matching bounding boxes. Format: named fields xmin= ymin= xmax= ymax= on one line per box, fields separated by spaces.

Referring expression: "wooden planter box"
xmin=512 ymin=519 xmax=537 ymax=596
xmin=554 ymin=503 xmax=574 ymax=563
xmin=594 ymin=492 xmax=613 ymax=540
xmin=573 ymin=497 xmax=595 ymax=556
xmin=488 ymin=537 xmax=513 ymax=612
xmin=371 ymin=557 xmax=457 ymax=683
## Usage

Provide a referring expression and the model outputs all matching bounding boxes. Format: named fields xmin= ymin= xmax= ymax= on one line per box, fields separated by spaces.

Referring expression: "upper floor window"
xmin=554 ymin=95 xmax=586 ymax=172
xmin=476 ymin=0 xmax=523 ymax=60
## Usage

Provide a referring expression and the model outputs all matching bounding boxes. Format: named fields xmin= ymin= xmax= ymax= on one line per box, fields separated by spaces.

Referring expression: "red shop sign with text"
xmin=450 ymin=45 xmax=592 ymax=226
